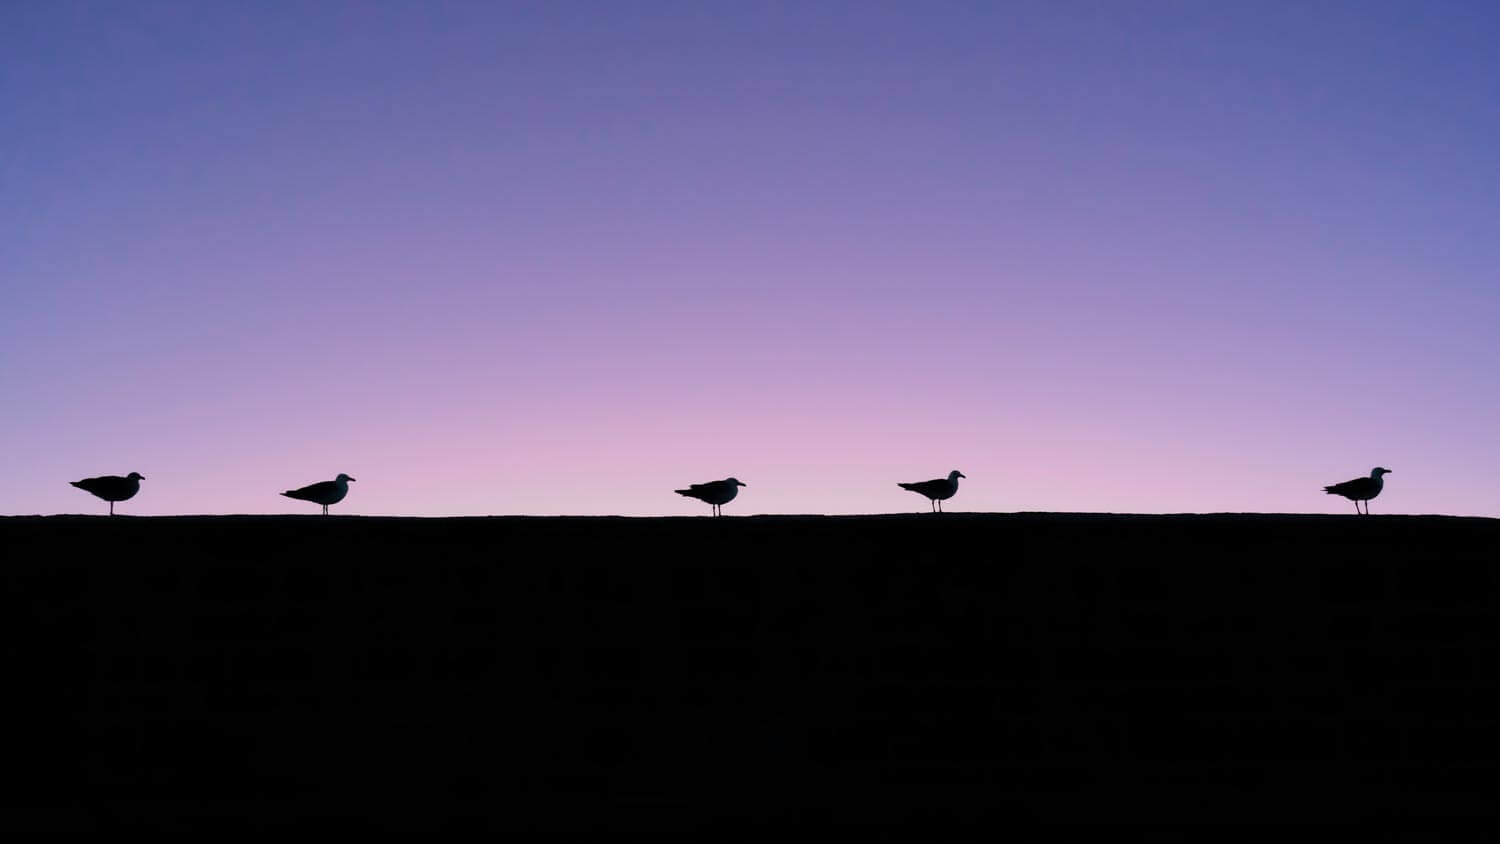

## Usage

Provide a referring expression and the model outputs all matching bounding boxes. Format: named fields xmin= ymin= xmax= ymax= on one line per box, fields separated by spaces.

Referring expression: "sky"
xmin=3 ymin=0 xmax=1498 ymax=517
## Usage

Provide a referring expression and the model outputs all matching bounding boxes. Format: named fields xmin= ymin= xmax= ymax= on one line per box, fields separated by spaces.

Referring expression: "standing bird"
xmin=1323 ymin=467 xmax=1391 ymax=515
xmin=70 ymin=472 xmax=145 ymax=516
xmin=898 ymin=470 xmax=966 ymax=513
xmin=675 ymin=477 xmax=746 ymax=517
xmin=282 ymin=473 xmax=356 ymax=515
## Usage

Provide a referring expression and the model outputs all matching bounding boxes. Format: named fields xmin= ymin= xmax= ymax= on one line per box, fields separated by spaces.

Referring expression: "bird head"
xmin=127 ymin=472 xmax=145 ymax=480
xmin=727 ymin=478 xmax=746 ymax=487
xmin=1372 ymin=467 xmax=1391 ymax=477
xmin=337 ymin=473 xmax=357 ymax=482
xmin=950 ymin=470 xmax=966 ymax=480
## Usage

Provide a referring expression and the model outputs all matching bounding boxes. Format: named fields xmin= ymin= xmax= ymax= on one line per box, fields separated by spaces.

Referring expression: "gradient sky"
xmin=4 ymin=1 xmax=1497 ymax=516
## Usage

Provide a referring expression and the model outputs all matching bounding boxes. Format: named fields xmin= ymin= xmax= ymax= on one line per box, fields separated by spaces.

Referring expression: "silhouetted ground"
xmin=6 ymin=513 xmax=1500 ymax=835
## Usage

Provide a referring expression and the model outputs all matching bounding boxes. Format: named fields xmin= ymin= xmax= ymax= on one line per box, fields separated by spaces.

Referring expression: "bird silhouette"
xmin=898 ymin=470 xmax=965 ymax=513
xmin=70 ymin=472 xmax=144 ymax=516
xmin=1323 ymin=467 xmax=1390 ymax=515
xmin=675 ymin=477 xmax=746 ymax=517
xmin=282 ymin=473 xmax=356 ymax=515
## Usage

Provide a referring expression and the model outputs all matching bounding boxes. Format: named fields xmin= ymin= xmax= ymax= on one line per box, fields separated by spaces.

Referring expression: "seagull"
xmin=675 ymin=477 xmax=746 ymax=517
xmin=898 ymin=470 xmax=966 ymax=513
xmin=1323 ymin=467 xmax=1391 ymax=515
xmin=70 ymin=472 xmax=144 ymax=516
xmin=282 ymin=473 xmax=356 ymax=515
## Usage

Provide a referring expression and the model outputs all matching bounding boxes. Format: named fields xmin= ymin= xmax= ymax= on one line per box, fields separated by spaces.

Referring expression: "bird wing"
xmin=677 ymin=480 xmax=735 ymax=504
xmin=284 ymin=480 xmax=337 ymax=501
xmin=1324 ymin=478 xmax=1373 ymax=497
xmin=73 ymin=476 xmax=131 ymax=498
xmin=899 ymin=479 xmax=944 ymax=497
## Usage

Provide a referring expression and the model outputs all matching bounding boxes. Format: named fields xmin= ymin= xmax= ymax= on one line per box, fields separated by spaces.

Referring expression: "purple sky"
xmin=4 ymin=1 xmax=1498 ymax=516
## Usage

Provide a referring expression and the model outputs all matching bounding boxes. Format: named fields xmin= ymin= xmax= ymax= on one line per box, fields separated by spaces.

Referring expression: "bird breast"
xmin=704 ymin=486 xmax=738 ymax=505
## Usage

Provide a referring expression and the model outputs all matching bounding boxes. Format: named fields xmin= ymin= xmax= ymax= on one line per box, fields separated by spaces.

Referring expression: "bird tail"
xmin=897 ymin=483 xmax=916 ymax=491
xmin=1322 ymin=486 xmax=1336 ymax=494
xmin=69 ymin=481 xmax=84 ymax=489
xmin=280 ymin=491 xmax=294 ymax=498
xmin=674 ymin=489 xmax=692 ymax=496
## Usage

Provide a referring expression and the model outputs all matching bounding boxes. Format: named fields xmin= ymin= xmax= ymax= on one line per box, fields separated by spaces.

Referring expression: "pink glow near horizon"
xmin=3 ymin=2 xmax=1497 ymax=517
